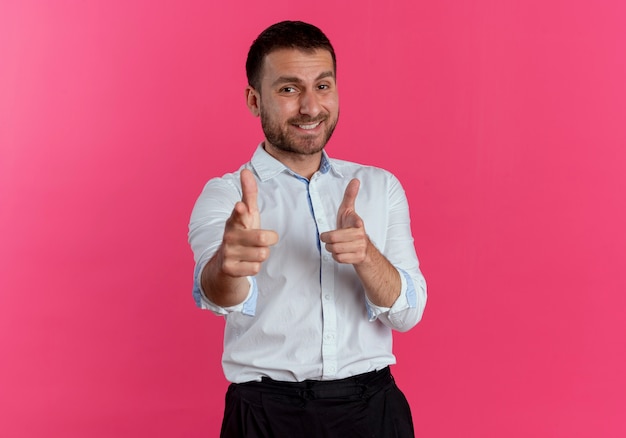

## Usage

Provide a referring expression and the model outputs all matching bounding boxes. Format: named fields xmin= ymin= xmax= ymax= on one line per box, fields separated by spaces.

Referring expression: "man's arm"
xmin=201 ymin=169 xmax=279 ymax=308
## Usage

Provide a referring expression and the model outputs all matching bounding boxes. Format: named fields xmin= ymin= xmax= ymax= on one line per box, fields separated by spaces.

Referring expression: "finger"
xmin=320 ymin=227 xmax=364 ymax=244
xmin=225 ymin=228 xmax=279 ymax=248
xmin=322 ymin=239 xmax=367 ymax=265
xmin=324 ymin=240 xmax=365 ymax=254
xmin=221 ymin=230 xmax=279 ymax=276
xmin=224 ymin=261 xmax=264 ymax=277
xmin=342 ymin=210 xmax=364 ymax=230
xmin=240 ymin=169 xmax=258 ymax=214
xmin=339 ymin=178 xmax=360 ymax=213
xmin=225 ymin=245 xmax=272 ymax=264
xmin=253 ymin=229 xmax=280 ymax=247
xmin=227 ymin=201 xmax=252 ymax=228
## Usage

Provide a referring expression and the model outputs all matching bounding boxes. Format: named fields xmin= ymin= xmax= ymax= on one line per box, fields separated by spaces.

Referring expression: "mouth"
xmin=290 ymin=115 xmax=327 ymax=133
xmin=296 ymin=121 xmax=322 ymax=130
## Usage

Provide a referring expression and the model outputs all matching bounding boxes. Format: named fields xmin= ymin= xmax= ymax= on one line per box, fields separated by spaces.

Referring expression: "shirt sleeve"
xmin=188 ymin=171 xmax=258 ymax=316
xmin=364 ymin=172 xmax=427 ymax=332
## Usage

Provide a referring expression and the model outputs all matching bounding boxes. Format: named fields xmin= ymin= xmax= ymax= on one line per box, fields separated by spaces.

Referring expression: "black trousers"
xmin=220 ymin=367 xmax=415 ymax=438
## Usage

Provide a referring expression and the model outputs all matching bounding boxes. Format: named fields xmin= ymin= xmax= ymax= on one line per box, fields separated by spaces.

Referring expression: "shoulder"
xmin=329 ymin=157 xmax=401 ymax=185
xmin=201 ymin=163 xmax=250 ymax=194
xmin=327 ymin=158 xmax=409 ymax=207
xmin=194 ymin=164 xmax=252 ymax=209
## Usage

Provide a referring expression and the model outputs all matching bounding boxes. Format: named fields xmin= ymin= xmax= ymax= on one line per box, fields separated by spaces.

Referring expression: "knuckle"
xmin=222 ymin=260 xmax=237 ymax=275
xmin=221 ymin=244 xmax=235 ymax=259
xmin=258 ymin=247 xmax=269 ymax=260
xmin=222 ymin=232 xmax=237 ymax=245
xmin=249 ymin=263 xmax=262 ymax=275
xmin=335 ymin=254 xmax=348 ymax=264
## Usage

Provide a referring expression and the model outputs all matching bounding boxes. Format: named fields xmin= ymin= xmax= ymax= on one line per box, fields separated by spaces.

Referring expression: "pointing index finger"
xmin=340 ymin=178 xmax=360 ymax=211
xmin=240 ymin=169 xmax=258 ymax=213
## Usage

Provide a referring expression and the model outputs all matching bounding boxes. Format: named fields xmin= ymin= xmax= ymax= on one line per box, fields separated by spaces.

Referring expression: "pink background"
xmin=2 ymin=1 xmax=625 ymax=437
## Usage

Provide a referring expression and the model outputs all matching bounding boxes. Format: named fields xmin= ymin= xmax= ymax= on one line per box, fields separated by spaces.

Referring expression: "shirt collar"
xmin=250 ymin=142 xmax=343 ymax=181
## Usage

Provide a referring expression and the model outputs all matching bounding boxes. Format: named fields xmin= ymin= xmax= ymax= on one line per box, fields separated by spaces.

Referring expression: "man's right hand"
xmin=201 ymin=169 xmax=279 ymax=306
xmin=220 ymin=168 xmax=279 ymax=277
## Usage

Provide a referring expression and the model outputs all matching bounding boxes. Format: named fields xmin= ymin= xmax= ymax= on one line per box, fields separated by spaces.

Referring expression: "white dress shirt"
xmin=188 ymin=144 xmax=427 ymax=383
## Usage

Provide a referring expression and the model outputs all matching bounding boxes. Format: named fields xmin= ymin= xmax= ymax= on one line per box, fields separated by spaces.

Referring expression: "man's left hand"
xmin=320 ymin=178 xmax=369 ymax=265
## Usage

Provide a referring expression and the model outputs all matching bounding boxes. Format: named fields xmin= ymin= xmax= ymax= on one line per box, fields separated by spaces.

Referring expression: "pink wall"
xmin=1 ymin=1 xmax=625 ymax=436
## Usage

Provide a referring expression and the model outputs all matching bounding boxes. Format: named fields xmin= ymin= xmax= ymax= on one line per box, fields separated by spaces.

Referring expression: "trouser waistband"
xmin=234 ymin=367 xmax=393 ymax=400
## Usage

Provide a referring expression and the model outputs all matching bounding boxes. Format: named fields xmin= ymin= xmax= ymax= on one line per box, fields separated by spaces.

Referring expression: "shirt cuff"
xmin=192 ymin=262 xmax=258 ymax=316
xmin=365 ymin=268 xmax=417 ymax=321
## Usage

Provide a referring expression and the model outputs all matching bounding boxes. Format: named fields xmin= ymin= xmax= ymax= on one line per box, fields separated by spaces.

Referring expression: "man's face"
xmin=253 ymin=48 xmax=339 ymax=156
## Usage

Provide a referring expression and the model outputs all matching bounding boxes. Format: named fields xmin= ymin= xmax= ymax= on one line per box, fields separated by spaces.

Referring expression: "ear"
xmin=245 ymin=86 xmax=260 ymax=117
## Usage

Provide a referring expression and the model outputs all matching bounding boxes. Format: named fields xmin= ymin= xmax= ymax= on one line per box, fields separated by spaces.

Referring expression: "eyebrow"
xmin=271 ymin=71 xmax=335 ymax=87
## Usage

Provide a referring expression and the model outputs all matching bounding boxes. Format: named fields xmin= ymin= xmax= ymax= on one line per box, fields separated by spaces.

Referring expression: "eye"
xmin=280 ymin=86 xmax=297 ymax=93
xmin=318 ymin=84 xmax=329 ymax=90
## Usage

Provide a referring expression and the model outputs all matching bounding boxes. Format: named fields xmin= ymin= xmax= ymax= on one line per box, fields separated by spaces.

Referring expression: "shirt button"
xmin=318 ymin=217 xmax=324 ymax=224
xmin=324 ymin=294 xmax=331 ymax=300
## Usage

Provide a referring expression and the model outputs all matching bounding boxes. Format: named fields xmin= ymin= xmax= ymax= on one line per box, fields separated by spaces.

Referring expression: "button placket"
xmin=308 ymin=179 xmax=338 ymax=378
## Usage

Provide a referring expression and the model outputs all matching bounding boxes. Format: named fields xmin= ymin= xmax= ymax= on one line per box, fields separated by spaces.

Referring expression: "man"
xmin=188 ymin=20 xmax=427 ymax=437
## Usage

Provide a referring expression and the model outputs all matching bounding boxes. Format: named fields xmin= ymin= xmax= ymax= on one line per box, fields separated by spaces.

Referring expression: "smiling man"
xmin=188 ymin=21 xmax=427 ymax=437
xmin=254 ymin=50 xmax=338 ymax=159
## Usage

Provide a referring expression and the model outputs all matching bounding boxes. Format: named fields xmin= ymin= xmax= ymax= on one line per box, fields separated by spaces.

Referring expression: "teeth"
xmin=298 ymin=122 xmax=320 ymax=130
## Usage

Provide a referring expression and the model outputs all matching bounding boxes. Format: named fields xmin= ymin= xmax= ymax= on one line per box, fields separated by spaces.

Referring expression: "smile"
xmin=297 ymin=122 xmax=321 ymax=130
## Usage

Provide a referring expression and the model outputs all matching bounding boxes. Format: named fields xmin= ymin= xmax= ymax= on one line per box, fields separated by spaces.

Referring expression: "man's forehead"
xmin=261 ymin=48 xmax=335 ymax=77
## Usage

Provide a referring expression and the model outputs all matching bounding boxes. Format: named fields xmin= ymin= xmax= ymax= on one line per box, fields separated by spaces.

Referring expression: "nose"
xmin=299 ymin=89 xmax=321 ymax=117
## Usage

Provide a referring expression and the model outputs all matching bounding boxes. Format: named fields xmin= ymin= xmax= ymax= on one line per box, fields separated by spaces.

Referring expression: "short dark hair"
xmin=246 ymin=21 xmax=336 ymax=91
